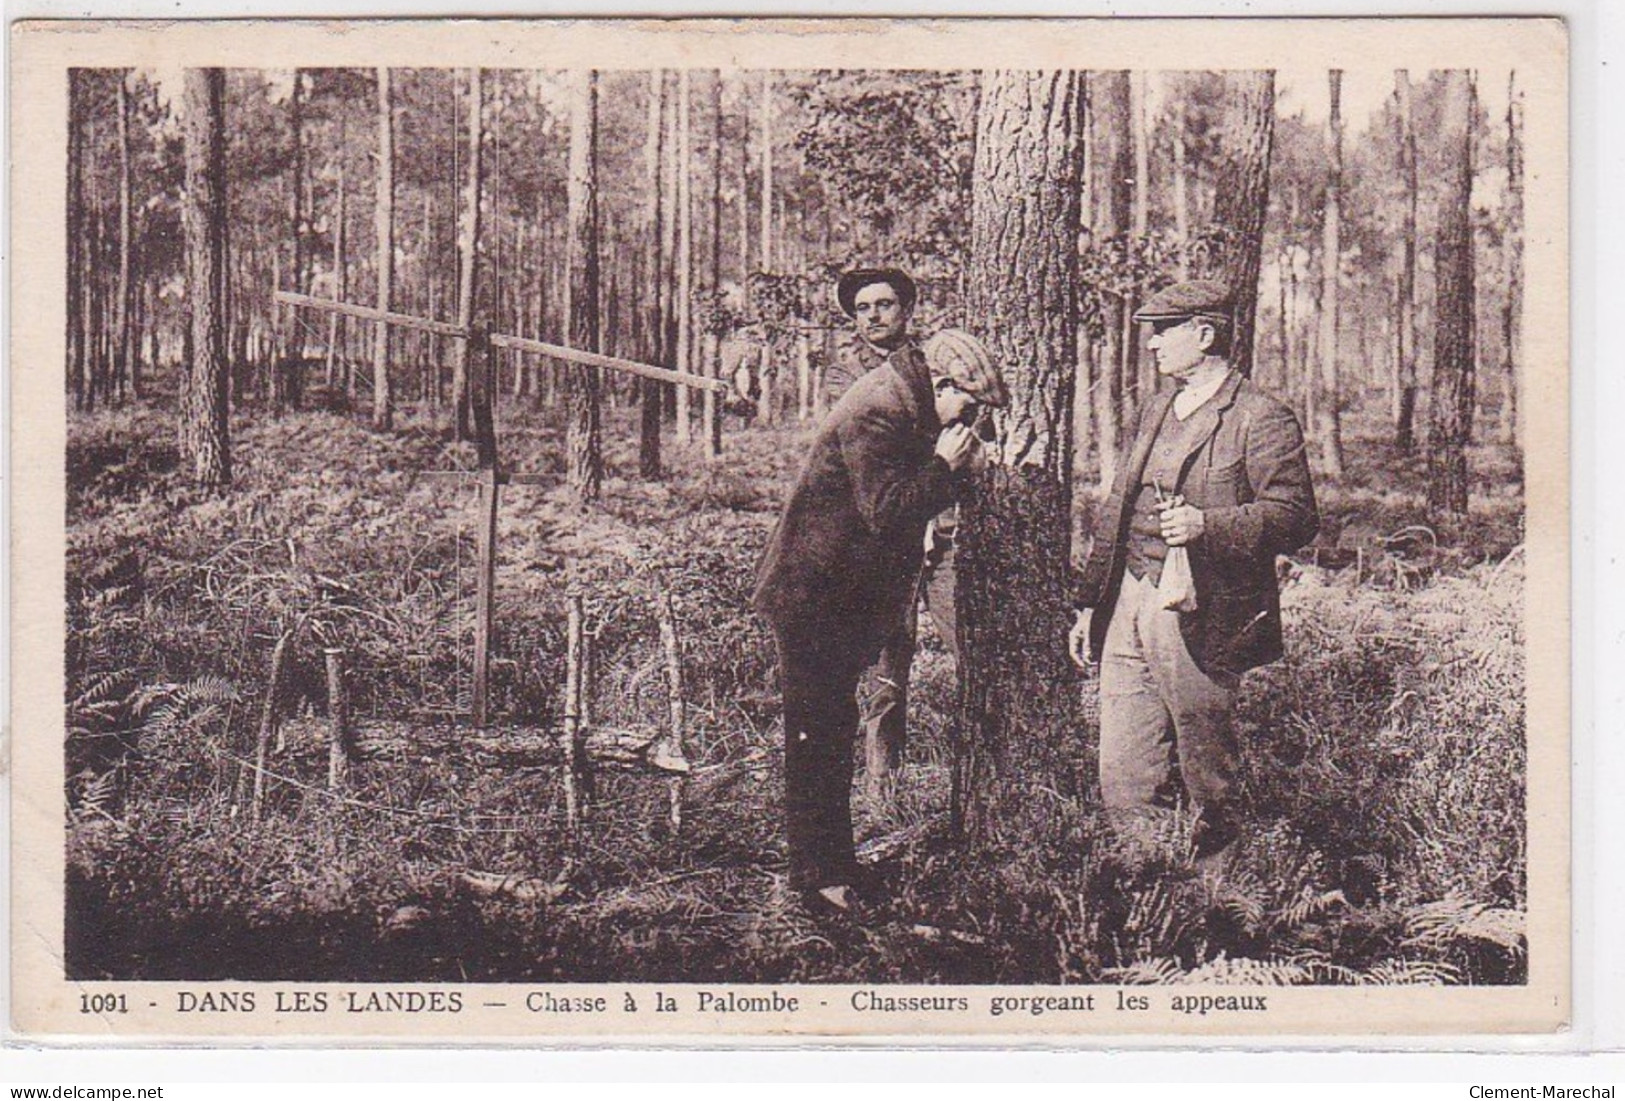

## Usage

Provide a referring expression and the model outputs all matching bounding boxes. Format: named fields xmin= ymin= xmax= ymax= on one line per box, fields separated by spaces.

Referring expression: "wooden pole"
xmin=275 ymin=292 xmax=729 ymax=392
xmin=656 ymin=588 xmax=689 ymax=832
xmin=472 ymin=468 xmax=500 ymax=728
xmin=325 ymin=647 xmax=353 ymax=791
xmin=251 ymin=629 xmax=292 ymax=821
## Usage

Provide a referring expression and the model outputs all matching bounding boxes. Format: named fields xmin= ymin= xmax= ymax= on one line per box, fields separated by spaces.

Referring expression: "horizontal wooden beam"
xmin=277 ymin=290 xmax=732 ymax=394
xmin=275 ymin=291 xmax=469 ymax=339
xmin=421 ymin=471 xmax=552 ymax=486
xmin=489 ymin=332 xmax=732 ymax=394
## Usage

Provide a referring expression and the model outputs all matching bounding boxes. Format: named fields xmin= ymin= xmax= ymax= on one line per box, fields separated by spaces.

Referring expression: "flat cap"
xmin=836 ymin=267 xmax=918 ymax=318
xmin=923 ymin=328 xmax=1009 ymax=408
xmin=1131 ymin=280 xmax=1234 ymax=325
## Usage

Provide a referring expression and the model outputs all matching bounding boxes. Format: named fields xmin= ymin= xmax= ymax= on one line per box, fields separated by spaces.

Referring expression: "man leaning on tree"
xmin=754 ymin=317 xmax=1006 ymax=918
xmin=1068 ymin=280 xmax=1318 ymax=872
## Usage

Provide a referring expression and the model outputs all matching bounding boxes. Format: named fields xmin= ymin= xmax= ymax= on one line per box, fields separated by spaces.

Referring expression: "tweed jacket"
xmin=753 ymin=344 xmax=957 ymax=659
xmin=1075 ymin=370 xmax=1318 ymax=677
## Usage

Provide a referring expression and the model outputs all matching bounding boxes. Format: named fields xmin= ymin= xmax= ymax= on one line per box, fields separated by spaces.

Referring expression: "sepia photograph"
xmin=9 ymin=16 xmax=1569 ymax=1040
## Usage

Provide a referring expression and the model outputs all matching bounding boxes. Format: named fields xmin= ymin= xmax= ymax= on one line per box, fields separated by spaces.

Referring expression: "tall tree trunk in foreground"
xmin=1315 ymin=70 xmax=1346 ymax=477
xmin=565 ymin=69 xmax=604 ymax=502
xmin=1394 ymin=69 xmax=1421 ymax=452
xmin=1207 ymin=71 xmax=1275 ymax=378
xmin=1426 ymin=70 xmax=1477 ymax=534
xmin=181 ymin=68 xmax=231 ymax=488
xmin=954 ymin=70 xmax=1085 ymax=845
xmin=372 ymin=67 xmax=395 ymax=431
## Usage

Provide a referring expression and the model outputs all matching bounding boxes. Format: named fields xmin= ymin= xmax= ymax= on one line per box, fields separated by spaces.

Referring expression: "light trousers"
xmin=1099 ymin=569 xmax=1239 ymax=828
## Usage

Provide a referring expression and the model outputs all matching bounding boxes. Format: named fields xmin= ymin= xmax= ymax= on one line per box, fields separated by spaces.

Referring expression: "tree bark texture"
xmin=954 ymin=70 xmax=1085 ymax=846
xmin=1207 ymin=71 xmax=1275 ymax=378
xmin=181 ymin=69 xmax=232 ymax=488
xmin=1426 ymin=70 xmax=1476 ymax=531
xmin=565 ymin=69 xmax=604 ymax=502
xmin=372 ymin=67 xmax=395 ymax=431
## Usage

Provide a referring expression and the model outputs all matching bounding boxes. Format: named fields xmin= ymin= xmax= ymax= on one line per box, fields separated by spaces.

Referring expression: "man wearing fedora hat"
xmin=754 ymin=307 xmax=1006 ymax=916
xmin=1068 ymin=279 xmax=1318 ymax=871
xmin=825 ymin=267 xmax=962 ymax=800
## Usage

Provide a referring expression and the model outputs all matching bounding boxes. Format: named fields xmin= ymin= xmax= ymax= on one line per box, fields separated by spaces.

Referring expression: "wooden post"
xmin=471 ymin=332 xmax=500 ymax=727
xmin=656 ymin=588 xmax=689 ymax=832
xmin=325 ymin=648 xmax=353 ymax=791
xmin=251 ymin=629 xmax=292 ymax=821
xmin=561 ymin=592 xmax=585 ymax=829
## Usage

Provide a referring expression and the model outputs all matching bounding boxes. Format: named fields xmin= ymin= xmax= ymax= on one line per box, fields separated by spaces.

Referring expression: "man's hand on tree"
xmin=1157 ymin=495 xmax=1206 ymax=546
xmin=934 ymin=423 xmax=977 ymax=471
xmin=1067 ymin=608 xmax=1094 ymax=670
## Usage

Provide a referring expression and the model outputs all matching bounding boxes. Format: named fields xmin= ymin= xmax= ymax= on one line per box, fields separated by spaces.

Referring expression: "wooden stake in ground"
xmin=325 ymin=647 xmax=353 ymax=791
xmin=654 ymin=588 xmax=691 ymax=832
xmin=251 ymin=629 xmax=293 ymax=821
xmin=560 ymin=592 xmax=586 ymax=828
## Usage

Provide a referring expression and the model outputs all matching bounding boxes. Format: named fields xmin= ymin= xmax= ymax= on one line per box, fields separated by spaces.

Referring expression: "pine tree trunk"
xmin=639 ymin=70 xmax=665 ymax=478
xmin=1089 ymin=71 xmax=1132 ymax=491
xmin=452 ymin=68 xmax=483 ymax=441
xmin=565 ymin=69 xmax=604 ymax=502
xmin=1208 ymin=71 xmax=1275 ymax=378
xmin=1501 ymin=70 xmax=1524 ymax=452
xmin=115 ymin=69 xmax=135 ymax=404
xmin=1395 ymin=70 xmax=1420 ymax=452
xmin=1316 ymin=70 xmax=1346 ymax=477
xmin=675 ymin=70 xmax=694 ymax=446
xmin=181 ymin=68 xmax=231 ymax=488
xmin=325 ymin=150 xmax=346 ymax=391
xmin=954 ymin=70 xmax=1085 ymax=846
xmin=705 ymin=69 xmax=725 ymax=459
xmin=1426 ymin=70 xmax=1476 ymax=533
xmin=67 ymin=71 xmax=86 ymax=411
xmin=1172 ymin=96 xmax=1190 ymax=277
xmin=758 ymin=72 xmax=773 ymax=275
xmin=372 ymin=67 xmax=395 ymax=431
xmin=1127 ymin=72 xmax=1151 ymax=405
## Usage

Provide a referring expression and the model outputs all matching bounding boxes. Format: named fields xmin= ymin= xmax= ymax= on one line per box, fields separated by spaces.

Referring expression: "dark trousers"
xmin=775 ymin=626 xmax=873 ymax=892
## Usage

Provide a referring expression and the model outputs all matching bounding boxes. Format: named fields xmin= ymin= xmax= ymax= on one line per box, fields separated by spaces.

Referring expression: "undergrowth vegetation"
xmin=66 ymin=399 xmax=1527 ymax=985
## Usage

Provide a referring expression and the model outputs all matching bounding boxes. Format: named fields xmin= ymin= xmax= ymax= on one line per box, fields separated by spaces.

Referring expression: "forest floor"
xmin=64 ymin=392 xmax=1528 ymax=985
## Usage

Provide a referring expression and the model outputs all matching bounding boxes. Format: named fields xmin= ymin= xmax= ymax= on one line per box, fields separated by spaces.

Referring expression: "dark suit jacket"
xmin=1075 ymin=371 xmax=1318 ymax=677
xmin=753 ymin=345 xmax=957 ymax=661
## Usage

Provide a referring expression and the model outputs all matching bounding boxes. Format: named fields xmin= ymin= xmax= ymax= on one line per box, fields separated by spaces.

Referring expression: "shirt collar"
xmin=1173 ymin=363 xmax=1234 ymax=420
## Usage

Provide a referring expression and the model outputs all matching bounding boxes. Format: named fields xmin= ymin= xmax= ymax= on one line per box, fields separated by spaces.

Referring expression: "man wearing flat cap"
xmin=754 ymin=312 xmax=1007 ymax=916
xmin=1068 ymin=279 xmax=1318 ymax=870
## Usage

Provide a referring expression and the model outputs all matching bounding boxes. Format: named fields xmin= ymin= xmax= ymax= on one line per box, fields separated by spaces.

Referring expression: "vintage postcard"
xmin=8 ymin=16 xmax=1569 ymax=1042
